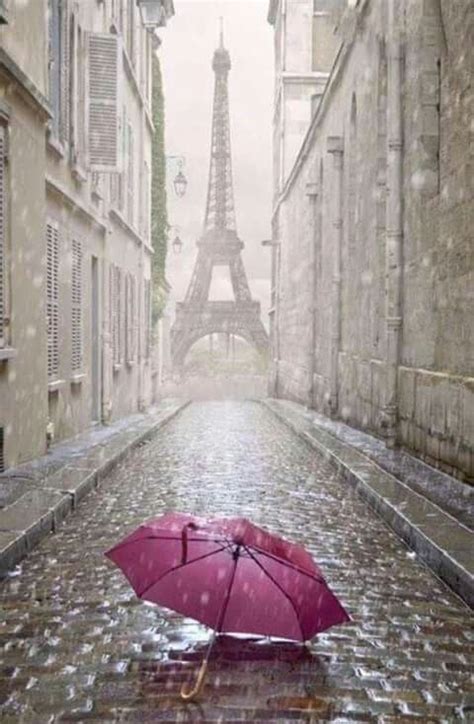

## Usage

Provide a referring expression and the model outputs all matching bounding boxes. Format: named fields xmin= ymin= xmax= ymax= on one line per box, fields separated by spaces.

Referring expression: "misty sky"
xmin=160 ymin=0 xmax=273 ymax=318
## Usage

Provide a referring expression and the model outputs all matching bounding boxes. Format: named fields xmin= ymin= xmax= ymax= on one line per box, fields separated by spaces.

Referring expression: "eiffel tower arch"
xmin=171 ymin=24 xmax=269 ymax=370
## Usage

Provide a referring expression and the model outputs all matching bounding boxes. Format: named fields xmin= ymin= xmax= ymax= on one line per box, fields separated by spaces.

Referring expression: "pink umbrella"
xmin=105 ymin=512 xmax=350 ymax=699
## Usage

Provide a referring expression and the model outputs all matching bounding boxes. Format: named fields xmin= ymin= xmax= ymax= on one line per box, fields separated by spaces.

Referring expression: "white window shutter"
xmin=0 ymin=125 xmax=5 ymax=348
xmin=60 ymin=0 xmax=70 ymax=145
xmin=71 ymin=239 xmax=83 ymax=372
xmin=46 ymin=223 xmax=60 ymax=380
xmin=87 ymin=33 xmax=122 ymax=172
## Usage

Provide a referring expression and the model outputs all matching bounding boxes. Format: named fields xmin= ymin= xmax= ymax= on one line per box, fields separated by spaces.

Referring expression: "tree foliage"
xmin=151 ymin=54 xmax=168 ymax=325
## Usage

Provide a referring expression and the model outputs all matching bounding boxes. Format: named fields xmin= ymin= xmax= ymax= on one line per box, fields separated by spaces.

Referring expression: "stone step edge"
xmin=0 ymin=401 xmax=190 ymax=577
xmin=262 ymin=399 xmax=473 ymax=610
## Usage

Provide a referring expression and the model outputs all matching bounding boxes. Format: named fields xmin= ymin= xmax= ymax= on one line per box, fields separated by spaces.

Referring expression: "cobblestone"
xmin=0 ymin=401 xmax=472 ymax=722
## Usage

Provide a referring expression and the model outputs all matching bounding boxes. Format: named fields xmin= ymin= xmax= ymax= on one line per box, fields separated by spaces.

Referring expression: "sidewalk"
xmin=263 ymin=399 xmax=474 ymax=608
xmin=0 ymin=400 xmax=188 ymax=576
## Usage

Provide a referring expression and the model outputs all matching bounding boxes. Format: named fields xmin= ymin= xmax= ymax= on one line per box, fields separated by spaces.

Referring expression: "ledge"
xmin=109 ymin=208 xmax=153 ymax=253
xmin=0 ymin=347 xmax=17 ymax=361
xmin=48 ymin=379 xmax=66 ymax=393
xmin=0 ymin=48 xmax=51 ymax=120
xmin=47 ymin=133 xmax=66 ymax=159
xmin=46 ymin=176 xmax=108 ymax=234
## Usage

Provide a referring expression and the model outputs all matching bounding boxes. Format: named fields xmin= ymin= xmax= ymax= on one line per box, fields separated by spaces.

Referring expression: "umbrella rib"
xmin=137 ymin=544 xmax=232 ymax=599
xmin=216 ymin=552 xmax=240 ymax=633
xmin=243 ymin=545 xmax=305 ymax=642
xmin=249 ymin=545 xmax=325 ymax=584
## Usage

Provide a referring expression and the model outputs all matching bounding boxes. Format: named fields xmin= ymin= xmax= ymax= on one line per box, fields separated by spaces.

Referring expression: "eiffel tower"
xmin=171 ymin=23 xmax=269 ymax=369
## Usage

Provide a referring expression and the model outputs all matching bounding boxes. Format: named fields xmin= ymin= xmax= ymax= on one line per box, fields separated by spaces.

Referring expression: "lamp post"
xmin=136 ymin=0 xmax=167 ymax=29
xmin=166 ymin=155 xmax=188 ymax=198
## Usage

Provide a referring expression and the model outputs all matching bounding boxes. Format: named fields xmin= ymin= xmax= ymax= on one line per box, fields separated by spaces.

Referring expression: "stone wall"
xmin=271 ymin=0 xmax=473 ymax=480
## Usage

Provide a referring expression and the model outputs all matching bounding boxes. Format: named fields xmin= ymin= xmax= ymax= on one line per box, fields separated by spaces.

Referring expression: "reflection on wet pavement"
xmin=0 ymin=402 xmax=473 ymax=721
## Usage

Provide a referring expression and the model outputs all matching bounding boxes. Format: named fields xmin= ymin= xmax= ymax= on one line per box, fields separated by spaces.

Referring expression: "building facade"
xmin=268 ymin=0 xmax=473 ymax=481
xmin=0 ymin=0 xmax=173 ymax=472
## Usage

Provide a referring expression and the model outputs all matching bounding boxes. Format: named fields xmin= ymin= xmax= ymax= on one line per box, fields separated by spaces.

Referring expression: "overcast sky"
xmin=160 ymin=0 xmax=273 ymax=316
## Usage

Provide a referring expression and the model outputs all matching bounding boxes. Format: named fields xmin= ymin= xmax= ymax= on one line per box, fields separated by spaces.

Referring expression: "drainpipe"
xmin=327 ymin=136 xmax=344 ymax=417
xmin=384 ymin=0 xmax=404 ymax=447
xmin=305 ymin=179 xmax=319 ymax=408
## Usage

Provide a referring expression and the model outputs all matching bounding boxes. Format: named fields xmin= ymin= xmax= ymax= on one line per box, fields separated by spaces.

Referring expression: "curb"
xmin=0 ymin=401 xmax=189 ymax=577
xmin=262 ymin=399 xmax=473 ymax=609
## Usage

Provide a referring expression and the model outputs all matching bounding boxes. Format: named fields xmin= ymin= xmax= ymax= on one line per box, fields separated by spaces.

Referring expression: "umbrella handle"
xmin=180 ymin=658 xmax=208 ymax=701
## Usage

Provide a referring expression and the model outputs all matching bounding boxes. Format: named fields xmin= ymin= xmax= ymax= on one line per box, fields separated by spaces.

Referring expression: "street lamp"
xmin=169 ymin=225 xmax=183 ymax=254
xmin=172 ymin=234 xmax=183 ymax=255
xmin=173 ymin=169 xmax=187 ymax=198
xmin=136 ymin=0 xmax=166 ymax=29
xmin=166 ymin=155 xmax=188 ymax=198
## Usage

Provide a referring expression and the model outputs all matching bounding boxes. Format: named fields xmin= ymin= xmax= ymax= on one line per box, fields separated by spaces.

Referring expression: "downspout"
xmin=384 ymin=0 xmax=403 ymax=447
xmin=327 ymin=136 xmax=343 ymax=417
xmin=305 ymin=179 xmax=319 ymax=408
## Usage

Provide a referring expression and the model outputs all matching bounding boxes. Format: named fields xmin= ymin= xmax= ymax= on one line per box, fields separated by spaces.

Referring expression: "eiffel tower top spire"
xmin=203 ymin=19 xmax=237 ymax=239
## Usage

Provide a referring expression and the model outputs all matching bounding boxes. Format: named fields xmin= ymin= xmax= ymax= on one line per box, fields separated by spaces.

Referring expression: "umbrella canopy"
xmin=105 ymin=512 xmax=350 ymax=642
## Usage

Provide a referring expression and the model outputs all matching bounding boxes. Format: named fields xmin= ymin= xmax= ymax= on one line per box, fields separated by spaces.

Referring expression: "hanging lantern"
xmin=136 ymin=0 xmax=165 ymax=29
xmin=173 ymin=169 xmax=188 ymax=198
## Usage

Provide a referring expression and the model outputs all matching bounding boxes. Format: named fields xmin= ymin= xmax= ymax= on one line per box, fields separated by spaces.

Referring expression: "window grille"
xmin=71 ymin=239 xmax=83 ymax=372
xmin=46 ymin=223 xmax=60 ymax=380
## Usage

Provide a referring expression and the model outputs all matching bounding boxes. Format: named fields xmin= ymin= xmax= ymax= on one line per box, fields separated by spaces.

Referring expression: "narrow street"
xmin=0 ymin=402 xmax=472 ymax=722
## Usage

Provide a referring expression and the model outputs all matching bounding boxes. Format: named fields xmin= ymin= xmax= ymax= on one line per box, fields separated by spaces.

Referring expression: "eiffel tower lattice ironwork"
xmin=171 ymin=23 xmax=269 ymax=368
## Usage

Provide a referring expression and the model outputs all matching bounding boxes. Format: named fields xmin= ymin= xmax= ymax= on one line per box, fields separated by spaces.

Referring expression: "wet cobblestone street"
xmin=0 ymin=402 xmax=472 ymax=722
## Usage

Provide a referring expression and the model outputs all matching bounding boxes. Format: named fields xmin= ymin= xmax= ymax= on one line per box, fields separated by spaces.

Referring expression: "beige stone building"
xmin=268 ymin=0 xmax=473 ymax=480
xmin=0 ymin=0 xmax=173 ymax=472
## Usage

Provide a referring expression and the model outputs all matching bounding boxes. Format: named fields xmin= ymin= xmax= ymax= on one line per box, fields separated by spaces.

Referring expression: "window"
xmin=70 ymin=13 xmax=86 ymax=168
xmin=144 ymin=279 xmax=151 ymax=359
xmin=127 ymin=122 xmax=134 ymax=225
xmin=142 ymin=161 xmax=150 ymax=238
xmin=71 ymin=239 xmax=83 ymax=373
xmin=46 ymin=223 xmax=60 ymax=380
xmin=126 ymin=0 xmax=136 ymax=66
xmin=111 ymin=264 xmax=123 ymax=369
xmin=125 ymin=273 xmax=136 ymax=363
xmin=87 ymin=33 xmax=121 ymax=171
xmin=48 ymin=0 xmax=70 ymax=143
xmin=0 ymin=122 xmax=8 ymax=349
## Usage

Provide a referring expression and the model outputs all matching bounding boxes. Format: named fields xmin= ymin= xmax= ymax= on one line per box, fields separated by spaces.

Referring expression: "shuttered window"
xmin=127 ymin=123 xmax=134 ymax=226
xmin=0 ymin=123 xmax=6 ymax=348
xmin=71 ymin=239 xmax=83 ymax=373
xmin=87 ymin=33 xmax=121 ymax=171
xmin=125 ymin=273 xmax=136 ymax=363
xmin=70 ymin=13 xmax=86 ymax=165
xmin=111 ymin=265 xmax=123 ymax=368
xmin=109 ymin=263 xmax=116 ymax=365
xmin=144 ymin=279 xmax=151 ymax=359
xmin=46 ymin=223 xmax=60 ymax=380
xmin=48 ymin=0 xmax=70 ymax=143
